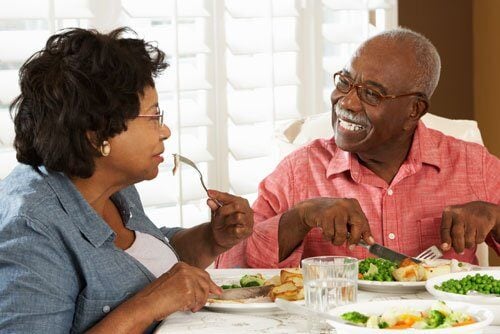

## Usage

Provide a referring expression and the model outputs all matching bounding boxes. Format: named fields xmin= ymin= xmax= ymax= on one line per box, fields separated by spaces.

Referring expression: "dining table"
xmin=155 ymin=268 xmax=500 ymax=334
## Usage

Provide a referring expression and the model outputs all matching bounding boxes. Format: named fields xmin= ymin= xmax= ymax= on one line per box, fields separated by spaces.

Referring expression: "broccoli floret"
xmin=240 ymin=274 xmax=265 ymax=287
xmin=426 ymin=310 xmax=445 ymax=328
xmin=378 ymin=321 xmax=389 ymax=329
xmin=341 ymin=311 xmax=369 ymax=325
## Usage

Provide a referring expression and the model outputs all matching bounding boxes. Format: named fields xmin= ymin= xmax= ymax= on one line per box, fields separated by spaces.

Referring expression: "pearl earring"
xmin=100 ymin=141 xmax=111 ymax=156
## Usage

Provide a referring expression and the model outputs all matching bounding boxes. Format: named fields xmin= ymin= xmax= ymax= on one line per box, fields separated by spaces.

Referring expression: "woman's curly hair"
xmin=9 ymin=27 xmax=168 ymax=178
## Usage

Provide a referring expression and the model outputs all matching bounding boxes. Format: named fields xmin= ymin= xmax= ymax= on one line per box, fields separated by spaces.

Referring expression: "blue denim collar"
xmin=42 ymin=167 xmax=115 ymax=248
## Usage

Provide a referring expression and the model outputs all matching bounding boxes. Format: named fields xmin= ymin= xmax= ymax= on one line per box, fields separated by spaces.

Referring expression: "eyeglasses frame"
xmin=333 ymin=71 xmax=429 ymax=106
xmin=136 ymin=108 xmax=164 ymax=127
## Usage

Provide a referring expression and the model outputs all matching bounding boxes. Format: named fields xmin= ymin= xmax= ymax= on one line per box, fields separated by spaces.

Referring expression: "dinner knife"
xmin=358 ymin=240 xmax=421 ymax=264
xmin=208 ymin=285 xmax=273 ymax=300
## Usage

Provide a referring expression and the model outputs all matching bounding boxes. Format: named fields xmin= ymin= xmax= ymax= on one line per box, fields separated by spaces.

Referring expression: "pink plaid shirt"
xmin=216 ymin=122 xmax=500 ymax=268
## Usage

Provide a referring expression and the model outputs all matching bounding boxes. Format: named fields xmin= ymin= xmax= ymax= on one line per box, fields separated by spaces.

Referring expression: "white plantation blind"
xmin=0 ymin=0 xmax=397 ymax=228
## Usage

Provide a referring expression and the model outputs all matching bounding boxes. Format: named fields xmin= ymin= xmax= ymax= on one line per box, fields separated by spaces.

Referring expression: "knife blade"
xmin=358 ymin=240 xmax=421 ymax=264
xmin=209 ymin=285 xmax=273 ymax=300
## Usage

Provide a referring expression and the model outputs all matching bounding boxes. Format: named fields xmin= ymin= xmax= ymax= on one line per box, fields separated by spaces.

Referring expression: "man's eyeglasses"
xmin=136 ymin=108 xmax=164 ymax=127
xmin=333 ymin=72 xmax=428 ymax=106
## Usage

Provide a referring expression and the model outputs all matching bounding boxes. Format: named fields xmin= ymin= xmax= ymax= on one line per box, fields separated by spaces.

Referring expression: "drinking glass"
xmin=302 ymin=256 xmax=358 ymax=333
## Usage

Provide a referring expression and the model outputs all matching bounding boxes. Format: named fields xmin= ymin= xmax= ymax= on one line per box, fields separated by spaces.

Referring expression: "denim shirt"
xmin=0 ymin=164 xmax=182 ymax=333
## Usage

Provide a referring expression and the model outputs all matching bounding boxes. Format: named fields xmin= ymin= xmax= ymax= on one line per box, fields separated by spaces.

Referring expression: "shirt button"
xmin=387 ymin=189 xmax=394 ymax=196
xmin=388 ymin=233 xmax=396 ymax=240
xmin=102 ymin=305 xmax=111 ymax=313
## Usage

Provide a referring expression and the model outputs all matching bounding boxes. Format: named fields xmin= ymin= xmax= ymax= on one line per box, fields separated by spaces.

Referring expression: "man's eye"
xmin=364 ymin=88 xmax=380 ymax=98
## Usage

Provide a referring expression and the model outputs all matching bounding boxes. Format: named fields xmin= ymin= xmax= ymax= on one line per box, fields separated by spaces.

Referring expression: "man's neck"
xmin=356 ymin=133 xmax=414 ymax=185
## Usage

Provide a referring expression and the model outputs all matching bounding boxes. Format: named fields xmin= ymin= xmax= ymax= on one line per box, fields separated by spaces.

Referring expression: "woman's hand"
xmin=206 ymin=190 xmax=254 ymax=251
xmin=132 ymin=262 xmax=221 ymax=322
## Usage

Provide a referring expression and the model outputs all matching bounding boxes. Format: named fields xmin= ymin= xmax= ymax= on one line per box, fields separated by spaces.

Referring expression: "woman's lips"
xmin=153 ymin=155 xmax=164 ymax=163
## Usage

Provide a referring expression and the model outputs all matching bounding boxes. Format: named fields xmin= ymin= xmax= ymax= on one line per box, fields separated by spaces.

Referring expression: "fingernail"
xmin=441 ymin=243 xmax=449 ymax=250
xmin=349 ymin=244 xmax=355 ymax=251
xmin=459 ymin=251 xmax=465 ymax=255
xmin=368 ymin=236 xmax=375 ymax=244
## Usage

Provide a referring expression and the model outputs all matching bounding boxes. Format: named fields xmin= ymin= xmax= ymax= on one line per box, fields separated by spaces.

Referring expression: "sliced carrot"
xmin=453 ymin=318 xmax=476 ymax=327
xmin=358 ymin=273 xmax=364 ymax=279
xmin=388 ymin=324 xmax=412 ymax=329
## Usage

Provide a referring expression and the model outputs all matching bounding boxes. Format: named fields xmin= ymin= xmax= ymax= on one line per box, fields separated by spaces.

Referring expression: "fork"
xmin=415 ymin=245 xmax=443 ymax=261
xmin=173 ymin=154 xmax=223 ymax=207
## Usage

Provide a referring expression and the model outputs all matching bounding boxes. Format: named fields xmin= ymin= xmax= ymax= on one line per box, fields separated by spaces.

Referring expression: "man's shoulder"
xmin=283 ymin=138 xmax=338 ymax=163
xmin=425 ymin=126 xmax=490 ymax=159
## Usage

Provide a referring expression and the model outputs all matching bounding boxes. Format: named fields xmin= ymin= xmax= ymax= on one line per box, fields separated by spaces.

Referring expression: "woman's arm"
xmin=87 ymin=262 xmax=221 ymax=333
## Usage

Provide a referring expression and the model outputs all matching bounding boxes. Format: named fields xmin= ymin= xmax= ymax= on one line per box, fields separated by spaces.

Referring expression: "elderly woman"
xmin=0 ymin=27 xmax=253 ymax=333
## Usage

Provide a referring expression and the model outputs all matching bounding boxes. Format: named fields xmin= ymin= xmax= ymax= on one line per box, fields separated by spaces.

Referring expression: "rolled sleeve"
xmin=246 ymin=213 xmax=305 ymax=268
xmin=482 ymin=150 xmax=500 ymax=255
xmin=0 ymin=216 xmax=78 ymax=333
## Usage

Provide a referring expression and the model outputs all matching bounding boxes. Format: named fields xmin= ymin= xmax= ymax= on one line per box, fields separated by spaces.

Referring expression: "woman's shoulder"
xmin=0 ymin=164 xmax=65 ymax=229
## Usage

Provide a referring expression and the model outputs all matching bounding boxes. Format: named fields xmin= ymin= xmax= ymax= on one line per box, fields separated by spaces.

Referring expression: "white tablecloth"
xmin=155 ymin=269 xmax=499 ymax=334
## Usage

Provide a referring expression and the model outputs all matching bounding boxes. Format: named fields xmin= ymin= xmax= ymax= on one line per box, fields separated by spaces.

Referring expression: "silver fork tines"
xmin=416 ymin=245 xmax=443 ymax=261
xmin=173 ymin=154 xmax=223 ymax=207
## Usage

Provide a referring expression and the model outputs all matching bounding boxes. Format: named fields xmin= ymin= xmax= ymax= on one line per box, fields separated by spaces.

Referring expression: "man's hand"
xmin=206 ymin=190 xmax=254 ymax=252
xmin=440 ymin=201 xmax=500 ymax=253
xmin=295 ymin=197 xmax=374 ymax=249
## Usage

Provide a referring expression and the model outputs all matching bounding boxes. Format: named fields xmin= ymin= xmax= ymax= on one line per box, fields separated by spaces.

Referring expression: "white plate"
xmin=358 ymin=279 xmax=426 ymax=293
xmin=326 ymin=299 xmax=493 ymax=334
xmin=205 ymin=268 xmax=304 ymax=313
xmin=357 ymin=259 xmax=474 ymax=293
xmin=426 ymin=269 xmax=500 ymax=325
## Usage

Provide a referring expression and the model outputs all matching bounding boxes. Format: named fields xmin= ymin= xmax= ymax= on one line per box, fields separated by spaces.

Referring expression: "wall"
xmin=473 ymin=0 xmax=500 ymax=158
xmin=399 ymin=0 xmax=499 ymax=266
xmin=398 ymin=0 xmax=473 ymax=120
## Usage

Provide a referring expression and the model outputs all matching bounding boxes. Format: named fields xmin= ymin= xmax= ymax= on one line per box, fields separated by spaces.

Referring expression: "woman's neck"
xmin=70 ymin=171 xmax=122 ymax=215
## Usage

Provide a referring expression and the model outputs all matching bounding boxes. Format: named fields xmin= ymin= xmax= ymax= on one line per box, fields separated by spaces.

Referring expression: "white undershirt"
xmin=125 ymin=231 xmax=178 ymax=278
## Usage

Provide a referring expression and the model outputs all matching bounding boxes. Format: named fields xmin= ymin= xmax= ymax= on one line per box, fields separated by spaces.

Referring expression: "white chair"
xmin=274 ymin=112 xmax=489 ymax=266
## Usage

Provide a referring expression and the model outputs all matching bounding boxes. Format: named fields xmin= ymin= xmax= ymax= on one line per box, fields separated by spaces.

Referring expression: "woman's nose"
xmin=160 ymin=124 xmax=171 ymax=141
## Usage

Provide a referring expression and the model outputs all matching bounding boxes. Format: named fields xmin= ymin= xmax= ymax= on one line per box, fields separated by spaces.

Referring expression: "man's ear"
xmin=410 ymin=97 xmax=429 ymax=120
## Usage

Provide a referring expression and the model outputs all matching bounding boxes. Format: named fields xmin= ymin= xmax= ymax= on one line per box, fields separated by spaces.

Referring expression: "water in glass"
xmin=302 ymin=256 xmax=358 ymax=333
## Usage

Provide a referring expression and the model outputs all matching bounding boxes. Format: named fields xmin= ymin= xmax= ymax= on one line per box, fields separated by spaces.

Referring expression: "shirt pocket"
xmin=72 ymin=294 xmax=127 ymax=333
xmin=418 ymin=217 xmax=442 ymax=251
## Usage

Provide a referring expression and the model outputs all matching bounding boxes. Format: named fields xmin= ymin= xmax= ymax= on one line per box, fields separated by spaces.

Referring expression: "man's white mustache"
xmin=334 ymin=105 xmax=367 ymax=126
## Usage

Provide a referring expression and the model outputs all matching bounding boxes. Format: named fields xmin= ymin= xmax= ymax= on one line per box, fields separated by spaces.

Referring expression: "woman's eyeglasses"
xmin=136 ymin=108 xmax=164 ymax=127
xmin=333 ymin=71 xmax=428 ymax=106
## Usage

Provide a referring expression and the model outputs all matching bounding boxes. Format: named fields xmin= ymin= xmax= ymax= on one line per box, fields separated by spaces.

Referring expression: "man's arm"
xmin=440 ymin=147 xmax=500 ymax=255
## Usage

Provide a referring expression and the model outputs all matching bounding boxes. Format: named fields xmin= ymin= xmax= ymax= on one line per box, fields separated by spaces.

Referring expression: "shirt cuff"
xmin=246 ymin=213 xmax=305 ymax=268
xmin=485 ymin=232 xmax=500 ymax=256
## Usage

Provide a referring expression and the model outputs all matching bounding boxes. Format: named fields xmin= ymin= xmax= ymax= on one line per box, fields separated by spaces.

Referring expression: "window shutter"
xmin=0 ymin=0 xmax=397 ymax=228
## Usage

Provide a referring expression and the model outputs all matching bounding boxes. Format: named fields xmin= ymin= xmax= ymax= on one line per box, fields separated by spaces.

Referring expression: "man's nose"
xmin=339 ymin=86 xmax=363 ymax=112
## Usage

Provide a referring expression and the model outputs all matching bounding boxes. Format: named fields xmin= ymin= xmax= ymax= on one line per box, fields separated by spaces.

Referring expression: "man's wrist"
xmin=292 ymin=203 xmax=312 ymax=234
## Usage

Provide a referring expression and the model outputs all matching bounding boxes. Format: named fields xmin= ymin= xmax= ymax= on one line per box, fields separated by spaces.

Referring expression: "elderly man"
xmin=216 ymin=28 xmax=499 ymax=268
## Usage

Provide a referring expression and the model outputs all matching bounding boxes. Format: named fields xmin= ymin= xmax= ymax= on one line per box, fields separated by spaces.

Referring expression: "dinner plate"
xmin=426 ymin=269 xmax=500 ymax=325
xmin=205 ymin=268 xmax=304 ymax=313
xmin=357 ymin=259 xmax=475 ymax=294
xmin=326 ymin=299 xmax=493 ymax=334
xmin=357 ymin=279 xmax=426 ymax=293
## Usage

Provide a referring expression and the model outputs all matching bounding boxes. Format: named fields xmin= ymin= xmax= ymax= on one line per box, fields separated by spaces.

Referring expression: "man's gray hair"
xmin=361 ymin=27 xmax=441 ymax=98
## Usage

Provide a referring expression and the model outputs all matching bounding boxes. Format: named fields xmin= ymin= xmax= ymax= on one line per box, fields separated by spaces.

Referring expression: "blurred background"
xmin=0 ymin=0 xmax=498 ymax=263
